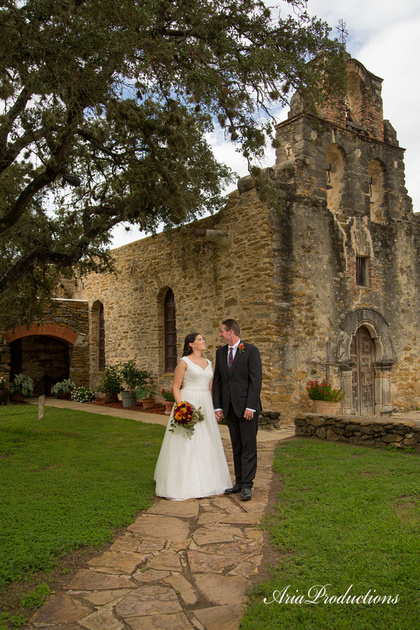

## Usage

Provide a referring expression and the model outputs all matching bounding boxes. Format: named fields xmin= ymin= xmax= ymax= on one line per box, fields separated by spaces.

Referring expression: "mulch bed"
xmin=88 ymin=398 xmax=168 ymax=415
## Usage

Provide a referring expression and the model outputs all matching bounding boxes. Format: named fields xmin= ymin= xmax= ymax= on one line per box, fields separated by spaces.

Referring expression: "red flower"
xmin=170 ymin=401 xmax=205 ymax=438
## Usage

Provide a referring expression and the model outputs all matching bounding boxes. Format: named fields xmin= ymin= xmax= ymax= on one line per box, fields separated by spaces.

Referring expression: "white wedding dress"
xmin=154 ymin=356 xmax=232 ymax=500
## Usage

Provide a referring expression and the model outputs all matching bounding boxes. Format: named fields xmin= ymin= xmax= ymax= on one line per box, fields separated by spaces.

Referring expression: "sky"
xmin=110 ymin=0 xmax=420 ymax=248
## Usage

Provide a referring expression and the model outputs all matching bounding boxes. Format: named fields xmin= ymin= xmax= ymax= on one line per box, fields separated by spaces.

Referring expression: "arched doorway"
xmin=336 ymin=309 xmax=395 ymax=415
xmin=350 ymin=326 xmax=375 ymax=415
xmin=6 ymin=323 xmax=79 ymax=395
xmin=10 ymin=336 xmax=70 ymax=395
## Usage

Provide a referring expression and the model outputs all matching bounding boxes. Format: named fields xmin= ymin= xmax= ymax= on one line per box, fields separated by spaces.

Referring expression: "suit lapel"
xmin=221 ymin=344 xmax=230 ymax=377
xmin=229 ymin=340 xmax=243 ymax=376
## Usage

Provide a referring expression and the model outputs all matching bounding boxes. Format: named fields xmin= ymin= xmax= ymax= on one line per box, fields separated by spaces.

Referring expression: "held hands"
xmin=215 ymin=409 xmax=254 ymax=421
xmin=215 ymin=410 xmax=224 ymax=423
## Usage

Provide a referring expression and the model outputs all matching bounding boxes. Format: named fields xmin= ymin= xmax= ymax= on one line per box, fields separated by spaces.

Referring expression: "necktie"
xmin=228 ymin=346 xmax=234 ymax=371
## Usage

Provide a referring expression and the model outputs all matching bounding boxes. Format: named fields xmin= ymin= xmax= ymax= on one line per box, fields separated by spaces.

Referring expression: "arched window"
xmin=347 ymin=72 xmax=364 ymax=126
xmin=325 ymin=144 xmax=345 ymax=215
xmin=164 ymin=289 xmax=177 ymax=372
xmin=368 ymin=159 xmax=386 ymax=223
xmin=99 ymin=303 xmax=105 ymax=371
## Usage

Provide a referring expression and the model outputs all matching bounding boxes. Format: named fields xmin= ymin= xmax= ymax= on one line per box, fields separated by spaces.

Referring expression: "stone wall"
xmin=70 ymin=189 xmax=281 ymax=404
xmin=295 ymin=413 xmax=420 ymax=452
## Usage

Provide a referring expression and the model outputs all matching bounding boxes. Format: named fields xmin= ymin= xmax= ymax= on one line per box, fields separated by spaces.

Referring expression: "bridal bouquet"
xmin=169 ymin=401 xmax=204 ymax=439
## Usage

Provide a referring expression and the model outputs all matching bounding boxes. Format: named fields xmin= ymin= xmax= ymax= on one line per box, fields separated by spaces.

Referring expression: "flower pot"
xmin=104 ymin=392 xmax=119 ymax=404
xmin=11 ymin=393 xmax=25 ymax=403
xmin=141 ymin=398 xmax=155 ymax=409
xmin=121 ymin=391 xmax=137 ymax=408
xmin=313 ymin=400 xmax=339 ymax=415
xmin=0 ymin=387 xmax=10 ymax=405
xmin=164 ymin=401 xmax=174 ymax=415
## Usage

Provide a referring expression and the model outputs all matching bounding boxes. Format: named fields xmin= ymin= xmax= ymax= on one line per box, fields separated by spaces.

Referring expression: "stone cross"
xmin=336 ymin=19 xmax=348 ymax=44
xmin=308 ymin=342 xmax=342 ymax=383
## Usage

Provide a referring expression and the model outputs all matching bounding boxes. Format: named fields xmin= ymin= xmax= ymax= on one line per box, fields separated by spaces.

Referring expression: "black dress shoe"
xmin=241 ymin=487 xmax=252 ymax=501
xmin=224 ymin=484 xmax=241 ymax=494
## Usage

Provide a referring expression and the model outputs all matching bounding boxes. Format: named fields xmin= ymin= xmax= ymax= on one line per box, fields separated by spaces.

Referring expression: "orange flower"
xmin=169 ymin=401 xmax=205 ymax=438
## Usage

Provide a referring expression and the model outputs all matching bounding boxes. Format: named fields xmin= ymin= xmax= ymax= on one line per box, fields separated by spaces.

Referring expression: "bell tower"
xmin=269 ymin=56 xmax=416 ymax=415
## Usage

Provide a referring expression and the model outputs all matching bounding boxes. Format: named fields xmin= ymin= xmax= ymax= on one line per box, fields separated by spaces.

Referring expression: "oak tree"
xmin=0 ymin=0 xmax=345 ymax=326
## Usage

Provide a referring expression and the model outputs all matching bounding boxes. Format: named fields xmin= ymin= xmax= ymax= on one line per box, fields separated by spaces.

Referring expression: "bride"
xmin=154 ymin=332 xmax=232 ymax=500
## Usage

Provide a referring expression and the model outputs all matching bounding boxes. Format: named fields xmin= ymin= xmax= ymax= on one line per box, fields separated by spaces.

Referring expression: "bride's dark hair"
xmin=183 ymin=333 xmax=199 ymax=356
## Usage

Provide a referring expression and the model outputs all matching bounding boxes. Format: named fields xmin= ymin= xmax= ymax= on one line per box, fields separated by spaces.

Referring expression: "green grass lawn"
xmin=242 ymin=438 xmax=419 ymax=630
xmin=1 ymin=407 xmax=419 ymax=630
xmin=0 ymin=405 xmax=164 ymax=590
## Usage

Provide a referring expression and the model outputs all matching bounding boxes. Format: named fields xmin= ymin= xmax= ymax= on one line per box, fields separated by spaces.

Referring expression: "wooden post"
xmin=38 ymin=395 xmax=45 ymax=422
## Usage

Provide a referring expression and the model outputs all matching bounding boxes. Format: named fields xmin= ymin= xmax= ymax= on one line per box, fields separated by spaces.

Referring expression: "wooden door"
xmin=350 ymin=326 xmax=375 ymax=415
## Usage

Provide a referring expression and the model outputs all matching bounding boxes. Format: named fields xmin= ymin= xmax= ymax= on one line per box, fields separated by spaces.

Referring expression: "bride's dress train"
xmin=154 ymin=356 xmax=232 ymax=500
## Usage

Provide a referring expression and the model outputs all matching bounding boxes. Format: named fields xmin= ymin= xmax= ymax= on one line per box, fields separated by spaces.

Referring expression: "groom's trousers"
xmin=226 ymin=403 xmax=258 ymax=488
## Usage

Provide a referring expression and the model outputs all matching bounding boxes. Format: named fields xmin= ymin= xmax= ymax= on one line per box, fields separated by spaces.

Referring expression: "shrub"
xmin=121 ymin=360 xmax=151 ymax=391
xmin=99 ymin=364 xmax=123 ymax=394
xmin=71 ymin=386 xmax=96 ymax=403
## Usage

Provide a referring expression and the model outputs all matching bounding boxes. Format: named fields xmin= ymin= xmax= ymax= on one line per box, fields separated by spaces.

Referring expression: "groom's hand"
xmin=244 ymin=409 xmax=254 ymax=421
xmin=215 ymin=410 xmax=224 ymax=423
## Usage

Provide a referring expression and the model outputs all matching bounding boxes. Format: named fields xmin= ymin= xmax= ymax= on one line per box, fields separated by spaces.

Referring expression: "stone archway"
xmin=335 ymin=309 xmax=395 ymax=415
xmin=6 ymin=323 xmax=78 ymax=346
xmin=6 ymin=324 xmax=79 ymax=395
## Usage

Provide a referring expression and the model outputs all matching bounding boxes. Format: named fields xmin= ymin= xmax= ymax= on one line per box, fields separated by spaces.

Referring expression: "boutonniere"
xmin=238 ymin=343 xmax=245 ymax=354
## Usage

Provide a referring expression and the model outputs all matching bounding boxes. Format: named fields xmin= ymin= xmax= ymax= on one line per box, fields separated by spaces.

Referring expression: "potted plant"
xmin=120 ymin=361 xmax=151 ymax=408
xmin=51 ymin=378 xmax=76 ymax=399
xmin=9 ymin=373 xmax=34 ymax=401
xmin=99 ymin=364 xmax=123 ymax=403
xmin=306 ymin=379 xmax=344 ymax=415
xmin=136 ymin=385 xmax=156 ymax=409
xmin=161 ymin=388 xmax=175 ymax=414
xmin=0 ymin=376 xmax=10 ymax=405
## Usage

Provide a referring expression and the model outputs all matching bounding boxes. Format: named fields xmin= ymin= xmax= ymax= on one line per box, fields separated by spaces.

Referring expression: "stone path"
xmin=24 ymin=398 xmax=295 ymax=630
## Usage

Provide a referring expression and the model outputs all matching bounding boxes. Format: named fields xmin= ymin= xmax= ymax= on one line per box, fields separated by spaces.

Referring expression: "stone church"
xmin=2 ymin=56 xmax=419 ymax=416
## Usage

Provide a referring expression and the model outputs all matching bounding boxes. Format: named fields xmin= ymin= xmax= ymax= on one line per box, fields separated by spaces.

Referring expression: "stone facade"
xmin=3 ymin=56 xmax=420 ymax=415
xmin=267 ymin=57 xmax=420 ymax=415
xmin=69 ymin=190 xmax=279 ymax=400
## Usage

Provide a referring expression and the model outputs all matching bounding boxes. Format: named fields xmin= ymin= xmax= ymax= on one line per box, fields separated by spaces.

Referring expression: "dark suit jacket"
xmin=213 ymin=342 xmax=262 ymax=419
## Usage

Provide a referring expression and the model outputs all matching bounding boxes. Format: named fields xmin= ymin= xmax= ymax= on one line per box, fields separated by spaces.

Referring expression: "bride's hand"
xmin=215 ymin=410 xmax=224 ymax=423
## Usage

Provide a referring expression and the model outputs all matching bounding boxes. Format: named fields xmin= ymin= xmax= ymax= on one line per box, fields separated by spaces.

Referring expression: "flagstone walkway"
xmin=24 ymin=398 xmax=295 ymax=630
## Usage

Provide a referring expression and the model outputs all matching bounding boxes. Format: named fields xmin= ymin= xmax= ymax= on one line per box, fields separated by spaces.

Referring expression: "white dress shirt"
xmin=227 ymin=340 xmax=240 ymax=366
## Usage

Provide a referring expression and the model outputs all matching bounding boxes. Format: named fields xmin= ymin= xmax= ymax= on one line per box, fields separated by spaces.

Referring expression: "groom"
xmin=213 ymin=318 xmax=262 ymax=501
